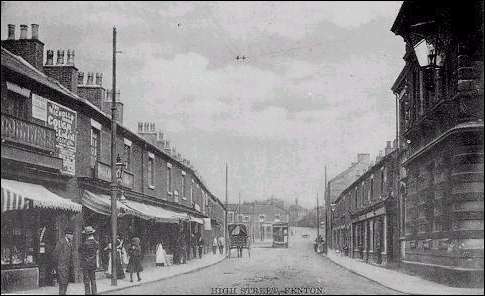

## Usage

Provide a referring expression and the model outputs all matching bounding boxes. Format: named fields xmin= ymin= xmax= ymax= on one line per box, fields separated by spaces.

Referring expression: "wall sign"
xmin=32 ymin=95 xmax=77 ymax=175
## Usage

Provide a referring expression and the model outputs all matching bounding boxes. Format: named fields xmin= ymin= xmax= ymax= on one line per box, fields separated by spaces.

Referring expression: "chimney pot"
xmin=78 ymin=72 xmax=85 ymax=85
xmin=56 ymin=49 xmax=65 ymax=65
xmin=31 ymin=24 xmax=39 ymax=39
xmin=87 ymin=72 xmax=94 ymax=85
xmin=19 ymin=24 xmax=28 ymax=39
xmin=95 ymin=73 xmax=103 ymax=86
xmin=46 ymin=49 xmax=54 ymax=65
xmin=7 ymin=24 xmax=15 ymax=40
xmin=66 ymin=49 xmax=75 ymax=66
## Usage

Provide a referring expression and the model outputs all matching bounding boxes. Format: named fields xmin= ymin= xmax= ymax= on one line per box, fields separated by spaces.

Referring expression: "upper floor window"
xmin=181 ymin=171 xmax=186 ymax=199
xmin=148 ymin=153 xmax=154 ymax=188
xmin=166 ymin=163 xmax=172 ymax=194
xmin=90 ymin=127 xmax=100 ymax=168
xmin=228 ymin=211 xmax=234 ymax=223
xmin=2 ymin=82 xmax=30 ymax=120
xmin=380 ymin=168 xmax=385 ymax=196
xmin=123 ymin=139 xmax=132 ymax=172
xmin=370 ymin=177 xmax=374 ymax=201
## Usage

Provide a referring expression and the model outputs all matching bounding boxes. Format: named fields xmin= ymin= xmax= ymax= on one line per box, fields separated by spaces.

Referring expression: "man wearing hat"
xmin=54 ymin=227 xmax=74 ymax=295
xmin=79 ymin=226 xmax=99 ymax=295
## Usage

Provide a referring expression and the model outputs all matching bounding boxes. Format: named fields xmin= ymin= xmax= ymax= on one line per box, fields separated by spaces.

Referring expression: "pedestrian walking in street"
xmin=54 ymin=227 xmax=74 ymax=295
xmin=126 ymin=237 xmax=143 ymax=282
xmin=217 ymin=235 xmax=224 ymax=255
xmin=79 ymin=226 xmax=99 ymax=295
xmin=212 ymin=237 xmax=218 ymax=255
xmin=197 ymin=235 xmax=204 ymax=259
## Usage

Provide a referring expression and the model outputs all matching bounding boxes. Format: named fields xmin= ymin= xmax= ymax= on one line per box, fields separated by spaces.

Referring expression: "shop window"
xmin=1 ymin=210 xmax=36 ymax=267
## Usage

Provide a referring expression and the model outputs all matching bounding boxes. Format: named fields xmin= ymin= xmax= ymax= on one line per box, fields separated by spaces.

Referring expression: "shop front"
xmin=352 ymin=205 xmax=388 ymax=264
xmin=1 ymin=179 xmax=82 ymax=292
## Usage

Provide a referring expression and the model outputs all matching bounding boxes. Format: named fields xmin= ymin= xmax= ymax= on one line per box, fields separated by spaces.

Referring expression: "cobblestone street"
xmin=107 ymin=228 xmax=399 ymax=295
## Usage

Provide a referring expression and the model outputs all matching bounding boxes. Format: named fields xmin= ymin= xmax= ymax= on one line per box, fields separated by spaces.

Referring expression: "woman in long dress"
xmin=126 ymin=237 xmax=143 ymax=282
xmin=155 ymin=240 xmax=167 ymax=267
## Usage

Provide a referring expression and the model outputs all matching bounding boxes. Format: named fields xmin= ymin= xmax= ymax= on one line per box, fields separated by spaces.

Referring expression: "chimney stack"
xmin=31 ymin=24 xmax=39 ymax=39
xmin=3 ymin=24 xmax=45 ymax=72
xmin=7 ymin=24 xmax=15 ymax=40
xmin=78 ymin=72 xmax=85 ymax=85
xmin=46 ymin=49 xmax=54 ymax=65
xmin=19 ymin=24 xmax=28 ymax=39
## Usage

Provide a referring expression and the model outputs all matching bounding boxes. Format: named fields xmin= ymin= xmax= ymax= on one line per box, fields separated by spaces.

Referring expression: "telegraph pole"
xmin=316 ymin=192 xmax=319 ymax=239
xmin=110 ymin=26 xmax=118 ymax=286
xmin=324 ymin=165 xmax=328 ymax=254
xmin=224 ymin=163 xmax=228 ymax=257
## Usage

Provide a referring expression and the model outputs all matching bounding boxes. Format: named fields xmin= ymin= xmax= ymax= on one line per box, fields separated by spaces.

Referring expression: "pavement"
xmin=324 ymin=249 xmax=484 ymax=295
xmin=3 ymin=253 xmax=226 ymax=295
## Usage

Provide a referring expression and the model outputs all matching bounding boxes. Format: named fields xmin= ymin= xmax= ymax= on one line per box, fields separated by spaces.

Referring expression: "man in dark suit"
xmin=54 ymin=227 xmax=74 ymax=295
xmin=79 ymin=226 xmax=99 ymax=295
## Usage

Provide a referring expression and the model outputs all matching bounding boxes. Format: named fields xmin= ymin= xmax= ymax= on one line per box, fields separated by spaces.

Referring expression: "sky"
xmin=1 ymin=1 xmax=405 ymax=209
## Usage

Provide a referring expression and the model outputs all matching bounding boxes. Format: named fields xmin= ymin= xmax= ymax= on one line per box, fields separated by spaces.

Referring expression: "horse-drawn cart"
xmin=227 ymin=223 xmax=250 ymax=258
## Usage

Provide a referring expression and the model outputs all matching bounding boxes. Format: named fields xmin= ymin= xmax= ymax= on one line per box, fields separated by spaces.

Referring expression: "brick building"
xmin=390 ymin=1 xmax=483 ymax=287
xmin=1 ymin=24 xmax=225 ymax=292
xmin=331 ymin=141 xmax=400 ymax=266
xmin=227 ymin=198 xmax=289 ymax=242
xmin=325 ymin=153 xmax=370 ymax=249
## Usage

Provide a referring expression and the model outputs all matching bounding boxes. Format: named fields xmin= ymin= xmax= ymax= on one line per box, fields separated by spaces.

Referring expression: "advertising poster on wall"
xmin=46 ymin=100 xmax=77 ymax=175
xmin=32 ymin=94 xmax=77 ymax=176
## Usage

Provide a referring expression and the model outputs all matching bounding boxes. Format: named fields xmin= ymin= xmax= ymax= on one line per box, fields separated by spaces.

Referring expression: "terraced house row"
xmin=328 ymin=1 xmax=483 ymax=288
xmin=1 ymin=24 xmax=226 ymax=292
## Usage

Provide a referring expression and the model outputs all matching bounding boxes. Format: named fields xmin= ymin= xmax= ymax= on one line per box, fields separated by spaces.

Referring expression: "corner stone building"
xmin=391 ymin=1 xmax=483 ymax=287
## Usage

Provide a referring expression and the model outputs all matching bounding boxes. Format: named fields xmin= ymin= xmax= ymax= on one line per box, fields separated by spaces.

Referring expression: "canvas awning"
xmin=1 ymin=179 xmax=81 ymax=213
xmin=123 ymin=199 xmax=188 ymax=223
xmin=82 ymin=190 xmax=135 ymax=216
xmin=189 ymin=216 xmax=204 ymax=224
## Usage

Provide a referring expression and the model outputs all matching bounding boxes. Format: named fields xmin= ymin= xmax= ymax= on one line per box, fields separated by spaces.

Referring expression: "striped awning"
xmin=82 ymin=190 xmax=135 ymax=217
xmin=123 ymin=200 xmax=189 ymax=223
xmin=1 ymin=179 xmax=82 ymax=213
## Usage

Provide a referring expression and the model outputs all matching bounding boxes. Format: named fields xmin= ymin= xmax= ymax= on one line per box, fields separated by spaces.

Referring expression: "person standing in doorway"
xmin=126 ymin=237 xmax=143 ymax=282
xmin=54 ymin=227 xmax=74 ymax=295
xmin=79 ymin=226 xmax=99 ymax=295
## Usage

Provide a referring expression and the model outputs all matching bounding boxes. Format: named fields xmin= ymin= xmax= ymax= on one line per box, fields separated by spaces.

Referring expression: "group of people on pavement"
xmin=53 ymin=226 xmax=143 ymax=295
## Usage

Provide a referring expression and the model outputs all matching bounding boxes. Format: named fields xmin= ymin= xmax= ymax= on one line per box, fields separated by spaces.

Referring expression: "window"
xmin=123 ymin=144 xmax=131 ymax=172
xmin=1 ymin=210 xmax=36 ymax=267
xmin=380 ymin=168 xmax=385 ymax=197
xmin=166 ymin=165 xmax=172 ymax=194
xmin=148 ymin=156 xmax=154 ymax=188
xmin=181 ymin=173 xmax=186 ymax=199
xmin=370 ymin=177 xmax=374 ymax=201
xmin=2 ymin=82 xmax=30 ymax=120
xmin=228 ymin=212 xmax=234 ymax=223
xmin=90 ymin=128 xmax=100 ymax=168
xmin=190 ymin=179 xmax=194 ymax=203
